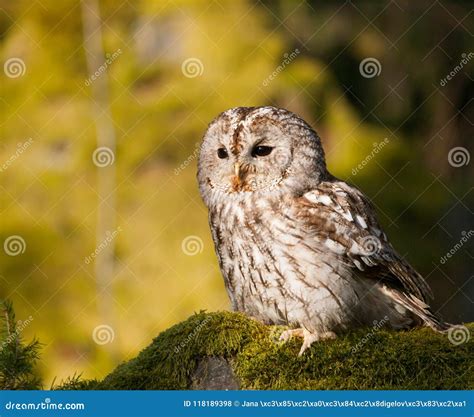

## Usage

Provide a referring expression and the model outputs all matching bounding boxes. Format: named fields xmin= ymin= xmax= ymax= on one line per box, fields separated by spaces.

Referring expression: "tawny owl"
xmin=197 ymin=106 xmax=449 ymax=355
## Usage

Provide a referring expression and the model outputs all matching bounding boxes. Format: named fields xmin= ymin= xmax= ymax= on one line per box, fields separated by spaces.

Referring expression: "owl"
xmin=197 ymin=106 xmax=449 ymax=355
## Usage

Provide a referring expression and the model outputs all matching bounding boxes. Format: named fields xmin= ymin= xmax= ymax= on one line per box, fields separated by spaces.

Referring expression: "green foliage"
xmin=53 ymin=373 xmax=100 ymax=391
xmin=66 ymin=312 xmax=473 ymax=390
xmin=0 ymin=301 xmax=41 ymax=389
xmin=94 ymin=311 xmax=263 ymax=390
xmin=1 ymin=307 xmax=471 ymax=390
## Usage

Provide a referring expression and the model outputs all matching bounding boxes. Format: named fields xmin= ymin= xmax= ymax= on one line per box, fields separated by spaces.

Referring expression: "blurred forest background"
xmin=0 ymin=0 xmax=472 ymax=384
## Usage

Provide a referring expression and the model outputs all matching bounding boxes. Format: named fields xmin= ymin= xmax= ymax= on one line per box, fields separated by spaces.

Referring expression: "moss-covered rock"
xmin=58 ymin=312 xmax=473 ymax=390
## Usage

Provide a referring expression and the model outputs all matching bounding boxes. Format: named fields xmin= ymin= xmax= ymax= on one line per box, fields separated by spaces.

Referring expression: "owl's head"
xmin=197 ymin=106 xmax=328 ymax=206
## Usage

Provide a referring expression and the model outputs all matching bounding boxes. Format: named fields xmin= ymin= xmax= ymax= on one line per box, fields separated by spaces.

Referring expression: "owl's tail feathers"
xmin=382 ymin=286 xmax=452 ymax=332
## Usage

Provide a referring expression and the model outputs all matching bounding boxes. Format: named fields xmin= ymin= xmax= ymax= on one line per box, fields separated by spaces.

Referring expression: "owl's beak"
xmin=234 ymin=162 xmax=241 ymax=178
xmin=231 ymin=162 xmax=247 ymax=191
xmin=231 ymin=162 xmax=249 ymax=191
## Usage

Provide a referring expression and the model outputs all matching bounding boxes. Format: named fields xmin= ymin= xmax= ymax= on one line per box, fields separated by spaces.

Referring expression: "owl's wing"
xmin=295 ymin=178 xmax=450 ymax=330
xmin=296 ymin=178 xmax=441 ymax=320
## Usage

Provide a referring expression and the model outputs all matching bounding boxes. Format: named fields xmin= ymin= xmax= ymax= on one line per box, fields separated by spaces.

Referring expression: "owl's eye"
xmin=217 ymin=148 xmax=228 ymax=159
xmin=251 ymin=145 xmax=273 ymax=157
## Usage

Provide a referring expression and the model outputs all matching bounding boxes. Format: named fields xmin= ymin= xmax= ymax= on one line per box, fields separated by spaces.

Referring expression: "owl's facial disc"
xmin=198 ymin=108 xmax=293 ymax=194
xmin=198 ymin=106 xmax=327 ymax=205
xmin=209 ymin=136 xmax=291 ymax=193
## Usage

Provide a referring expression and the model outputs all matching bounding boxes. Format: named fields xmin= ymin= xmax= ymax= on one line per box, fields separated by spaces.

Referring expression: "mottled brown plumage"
xmin=197 ymin=106 xmax=449 ymax=355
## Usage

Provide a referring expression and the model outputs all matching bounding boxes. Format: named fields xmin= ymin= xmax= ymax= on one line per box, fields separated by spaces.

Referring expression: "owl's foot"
xmin=279 ymin=328 xmax=337 ymax=356
xmin=279 ymin=328 xmax=304 ymax=342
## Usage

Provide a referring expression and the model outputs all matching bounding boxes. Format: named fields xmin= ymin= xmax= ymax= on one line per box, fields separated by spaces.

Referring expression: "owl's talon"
xmin=298 ymin=330 xmax=337 ymax=356
xmin=279 ymin=328 xmax=304 ymax=342
xmin=279 ymin=328 xmax=327 ymax=355
xmin=297 ymin=329 xmax=319 ymax=356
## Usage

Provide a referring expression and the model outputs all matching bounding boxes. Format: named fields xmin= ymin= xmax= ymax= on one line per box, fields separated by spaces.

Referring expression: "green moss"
xmin=58 ymin=312 xmax=473 ymax=390
xmin=79 ymin=311 xmax=263 ymax=390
